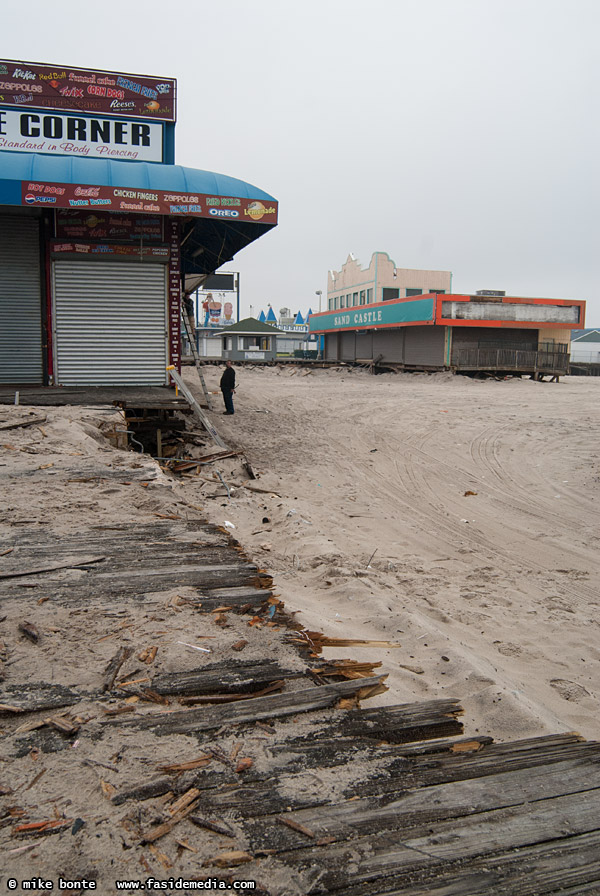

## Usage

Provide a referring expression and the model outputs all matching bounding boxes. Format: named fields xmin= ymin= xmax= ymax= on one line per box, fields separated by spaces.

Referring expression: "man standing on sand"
xmin=220 ymin=359 xmax=236 ymax=415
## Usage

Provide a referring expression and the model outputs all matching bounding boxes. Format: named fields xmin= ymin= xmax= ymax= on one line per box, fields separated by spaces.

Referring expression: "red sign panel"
xmin=0 ymin=59 xmax=176 ymax=122
xmin=50 ymin=240 xmax=169 ymax=260
xmin=56 ymin=210 xmax=164 ymax=241
xmin=168 ymin=220 xmax=182 ymax=371
xmin=22 ymin=181 xmax=278 ymax=224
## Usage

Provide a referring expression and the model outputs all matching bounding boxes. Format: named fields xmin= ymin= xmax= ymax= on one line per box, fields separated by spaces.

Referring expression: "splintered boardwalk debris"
xmin=1 ymin=520 xmax=599 ymax=892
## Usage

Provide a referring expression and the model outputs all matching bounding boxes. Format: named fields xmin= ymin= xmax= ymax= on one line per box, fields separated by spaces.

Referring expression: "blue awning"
xmin=0 ymin=151 xmax=278 ymax=275
xmin=0 ymin=150 xmax=275 ymax=204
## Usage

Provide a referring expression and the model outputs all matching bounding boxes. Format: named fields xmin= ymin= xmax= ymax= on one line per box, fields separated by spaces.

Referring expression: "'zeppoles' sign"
xmin=0 ymin=109 xmax=163 ymax=161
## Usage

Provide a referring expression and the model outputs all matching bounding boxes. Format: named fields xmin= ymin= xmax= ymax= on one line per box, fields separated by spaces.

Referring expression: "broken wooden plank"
xmin=359 ymin=786 xmax=600 ymax=875
xmin=102 ymin=647 xmax=133 ymax=693
xmin=0 ymin=556 xmax=106 ymax=580
xmin=18 ymin=621 xmax=39 ymax=644
xmin=165 ymin=367 xmax=227 ymax=450
xmin=244 ymin=756 xmax=600 ymax=856
xmin=44 ymin=714 xmax=80 ymax=736
xmin=112 ymin=777 xmax=181 ymax=807
xmin=0 ymin=415 xmax=47 ymax=431
xmin=189 ymin=815 xmax=236 ymax=838
xmin=240 ymin=483 xmax=278 ymax=495
xmin=140 ymin=787 xmax=201 ymax=843
xmin=0 ymin=703 xmax=23 ymax=714
xmin=177 ymin=681 xmax=285 ymax=706
xmin=0 ymin=683 xmax=80 ymax=715
xmin=13 ymin=818 xmax=73 ymax=836
xmin=310 ymin=659 xmax=384 ymax=681
xmin=242 ymin=458 xmax=257 ymax=480
xmin=197 ymin=449 xmax=241 ymax=464
xmin=151 ymin=660 xmax=300 ymax=697
xmin=262 ymin=787 xmax=600 ymax=894
xmin=106 ymin=676 xmax=388 ymax=736
xmin=277 ymin=817 xmax=315 ymax=839
xmin=287 ymin=629 xmax=401 ymax=655
xmin=158 ymin=756 xmax=213 ymax=774
xmin=204 ymin=850 xmax=253 ymax=868
xmin=384 ymin=831 xmax=600 ymax=896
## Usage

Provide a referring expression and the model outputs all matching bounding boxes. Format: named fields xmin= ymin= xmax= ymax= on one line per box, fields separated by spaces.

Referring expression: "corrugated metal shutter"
xmin=373 ymin=330 xmax=403 ymax=362
xmin=404 ymin=326 xmax=445 ymax=367
xmin=355 ymin=332 xmax=373 ymax=360
xmin=340 ymin=331 xmax=355 ymax=361
xmin=0 ymin=216 xmax=42 ymax=383
xmin=325 ymin=334 xmax=338 ymax=361
xmin=53 ymin=260 xmax=167 ymax=385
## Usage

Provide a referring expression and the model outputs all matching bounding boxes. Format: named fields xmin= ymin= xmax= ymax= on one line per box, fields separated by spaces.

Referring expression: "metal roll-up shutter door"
xmin=355 ymin=331 xmax=373 ymax=361
xmin=373 ymin=329 xmax=403 ymax=362
xmin=340 ymin=331 xmax=356 ymax=361
xmin=53 ymin=261 xmax=167 ymax=385
xmin=404 ymin=326 xmax=445 ymax=367
xmin=0 ymin=216 xmax=42 ymax=383
xmin=324 ymin=334 xmax=338 ymax=361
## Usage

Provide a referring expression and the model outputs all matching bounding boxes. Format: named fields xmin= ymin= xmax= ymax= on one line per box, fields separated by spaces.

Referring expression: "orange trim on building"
xmin=434 ymin=295 xmax=586 ymax=329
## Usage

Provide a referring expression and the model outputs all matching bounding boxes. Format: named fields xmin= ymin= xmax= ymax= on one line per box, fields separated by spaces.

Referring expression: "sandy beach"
xmin=1 ymin=365 xmax=599 ymax=889
xmin=187 ymin=365 xmax=600 ymax=743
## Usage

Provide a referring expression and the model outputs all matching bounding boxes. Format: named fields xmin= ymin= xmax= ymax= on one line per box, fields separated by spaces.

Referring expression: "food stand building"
xmin=309 ymin=291 xmax=586 ymax=377
xmin=0 ymin=60 xmax=278 ymax=386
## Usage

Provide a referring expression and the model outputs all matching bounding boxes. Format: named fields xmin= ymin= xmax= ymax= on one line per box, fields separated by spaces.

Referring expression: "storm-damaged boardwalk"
xmin=1 ymin=482 xmax=599 ymax=891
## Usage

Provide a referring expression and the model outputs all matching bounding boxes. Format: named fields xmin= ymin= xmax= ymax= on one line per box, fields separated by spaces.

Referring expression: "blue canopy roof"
xmin=0 ymin=151 xmax=277 ymax=275
xmin=266 ymin=306 xmax=277 ymax=323
xmin=0 ymin=151 xmax=276 ymax=206
xmin=294 ymin=310 xmax=304 ymax=325
xmin=258 ymin=310 xmax=266 ymax=323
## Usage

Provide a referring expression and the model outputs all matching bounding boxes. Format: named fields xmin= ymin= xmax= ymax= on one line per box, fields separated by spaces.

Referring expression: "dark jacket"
xmin=220 ymin=366 xmax=235 ymax=391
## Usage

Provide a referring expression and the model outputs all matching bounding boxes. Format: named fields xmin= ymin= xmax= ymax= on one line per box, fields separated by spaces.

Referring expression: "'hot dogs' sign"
xmin=19 ymin=180 xmax=279 ymax=225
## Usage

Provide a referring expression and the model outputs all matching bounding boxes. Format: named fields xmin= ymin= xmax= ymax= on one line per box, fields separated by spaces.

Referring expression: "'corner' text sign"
xmin=0 ymin=109 xmax=163 ymax=162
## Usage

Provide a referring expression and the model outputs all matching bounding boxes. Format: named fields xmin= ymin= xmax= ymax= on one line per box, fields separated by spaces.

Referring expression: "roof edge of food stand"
xmin=0 ymin=151 xmax=277 ymax=203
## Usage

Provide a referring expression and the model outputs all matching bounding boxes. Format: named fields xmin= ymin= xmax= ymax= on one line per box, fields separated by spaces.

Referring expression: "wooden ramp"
xmin=1 ymin=488 xmax=599 ymax=891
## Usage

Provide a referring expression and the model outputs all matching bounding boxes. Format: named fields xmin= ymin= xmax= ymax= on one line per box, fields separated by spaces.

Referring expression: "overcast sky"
xmin=5 ymin=0 xmax=599 ymax=322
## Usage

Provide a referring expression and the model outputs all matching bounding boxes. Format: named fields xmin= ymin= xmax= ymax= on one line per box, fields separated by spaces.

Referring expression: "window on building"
xmin=340 ymin=295 xmax=345 ymax=308
xmin=366 ymin=289 xmax=372 ymax=304
xmin=241 ymin=336 xmax=262 ymax=350
xmin=429 ymin=289 xmax=445 ymax=294
xmin=334 ymin=296 xmax=339 ymax=309
xmin=406 ymin=288 xmax=423 ymax=297
xmin=329 ymin=297 xmax=334 ymax=310
xmin=359 ymin=290 xmax=365 ymax=305
xmin=353 ymin=292 xmax=358 ymax=305
xmin=382 ymin=288 xmax=400 ymax=301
